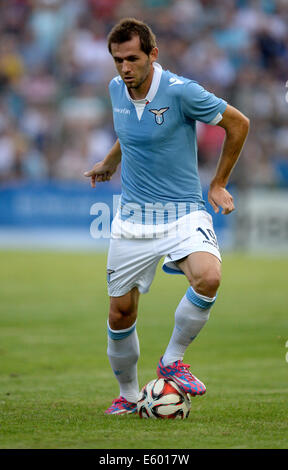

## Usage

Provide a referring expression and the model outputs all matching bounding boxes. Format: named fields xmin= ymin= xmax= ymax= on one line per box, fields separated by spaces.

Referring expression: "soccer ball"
xmin=137 ymin=378 xmax=191 ymax=419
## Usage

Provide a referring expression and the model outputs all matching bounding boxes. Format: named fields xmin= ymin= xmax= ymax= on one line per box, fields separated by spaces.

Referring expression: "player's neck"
xmin=128 ymin=66 xmax=154 ymax=100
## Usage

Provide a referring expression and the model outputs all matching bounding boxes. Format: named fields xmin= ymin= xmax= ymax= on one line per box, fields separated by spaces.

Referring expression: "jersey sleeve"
xmin=108 ymin=75 xmax=123 ymax=101
xmin=181 ymin=80 xmax=227 ymax=125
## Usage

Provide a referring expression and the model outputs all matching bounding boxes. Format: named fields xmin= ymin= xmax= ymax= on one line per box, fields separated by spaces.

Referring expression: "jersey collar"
xmin=125 ymin=62 xmax=162 ymax=104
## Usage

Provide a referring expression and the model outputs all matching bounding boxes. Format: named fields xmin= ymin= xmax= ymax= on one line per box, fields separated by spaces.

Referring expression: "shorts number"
xmin=197 ymin=227 xmax=217 ymax=244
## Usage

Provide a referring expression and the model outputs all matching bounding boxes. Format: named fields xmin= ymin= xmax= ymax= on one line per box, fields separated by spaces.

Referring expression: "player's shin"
xmin=107 ymin=321 xmax=140 ymax=403
xmin=162 ymin=286 xmax=216 ymax=366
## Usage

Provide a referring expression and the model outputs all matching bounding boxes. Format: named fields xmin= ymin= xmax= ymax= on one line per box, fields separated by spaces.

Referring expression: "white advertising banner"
xmin=235 ymin=189 xmax=288 ymax=252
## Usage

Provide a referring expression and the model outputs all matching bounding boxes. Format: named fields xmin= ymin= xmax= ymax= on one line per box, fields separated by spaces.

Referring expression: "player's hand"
xmin=84 ymin=161 xmax=117 ymax=188
xmin=208 ymin=183 xmax=235 ymax=215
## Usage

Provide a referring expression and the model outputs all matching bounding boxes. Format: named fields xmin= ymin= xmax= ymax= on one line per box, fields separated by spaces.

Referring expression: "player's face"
xmin=111 ymin=35 xmax=158 ymax=96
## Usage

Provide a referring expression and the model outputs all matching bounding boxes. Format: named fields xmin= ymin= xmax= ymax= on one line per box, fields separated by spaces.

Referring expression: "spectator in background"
xmin=0 ymin=0 xmax=287 ymax=188
xmin=0 ymin=34 xmax=25 ymax=89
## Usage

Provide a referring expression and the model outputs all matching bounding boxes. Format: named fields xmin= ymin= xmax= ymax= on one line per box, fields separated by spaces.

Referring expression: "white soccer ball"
xmin=137 ymin=378 xmax=191 ymax=419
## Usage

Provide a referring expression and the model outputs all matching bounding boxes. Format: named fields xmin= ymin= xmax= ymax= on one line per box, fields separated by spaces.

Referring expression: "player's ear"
xmin=150 ymin=47 xmax=158 ymax=62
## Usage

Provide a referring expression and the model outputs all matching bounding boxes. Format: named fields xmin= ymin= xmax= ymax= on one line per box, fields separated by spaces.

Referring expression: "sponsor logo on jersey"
xmin=113 ymin=76 xmax=122 ymax=84
xmin=113 ymin=107 xmax=130 ymax=114
xmin=169 ymin=77 xmax=184 ymax=86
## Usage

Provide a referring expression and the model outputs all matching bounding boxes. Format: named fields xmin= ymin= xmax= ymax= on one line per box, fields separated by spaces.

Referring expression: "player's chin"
xmin=125 ymin=82 xmax=136 ymax=89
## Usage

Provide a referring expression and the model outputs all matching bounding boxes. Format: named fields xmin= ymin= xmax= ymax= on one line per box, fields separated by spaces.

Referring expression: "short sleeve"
xmin=181 ymin=81 xmax=227 ymax=125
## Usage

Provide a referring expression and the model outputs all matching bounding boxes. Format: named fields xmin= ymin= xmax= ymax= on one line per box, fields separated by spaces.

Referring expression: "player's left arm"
xmin=208 ymin=104 xmax=250 ymax=215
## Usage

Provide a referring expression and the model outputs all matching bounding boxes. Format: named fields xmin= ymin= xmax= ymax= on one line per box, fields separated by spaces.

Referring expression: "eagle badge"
xmin=149 ymin=107 xmax=169 ymax=125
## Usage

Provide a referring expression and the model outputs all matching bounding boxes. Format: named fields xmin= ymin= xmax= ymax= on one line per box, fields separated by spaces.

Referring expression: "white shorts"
xmin=107 ymin=210 xmax=221 ymax=297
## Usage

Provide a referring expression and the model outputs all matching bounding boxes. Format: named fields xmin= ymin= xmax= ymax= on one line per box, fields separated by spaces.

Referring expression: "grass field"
xmin=0 ymin=250 xmax=287 ymax=449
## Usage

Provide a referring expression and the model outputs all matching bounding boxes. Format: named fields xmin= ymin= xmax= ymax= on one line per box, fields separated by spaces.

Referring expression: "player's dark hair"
xmin=107 ymin=18 xmax=157 ymax=56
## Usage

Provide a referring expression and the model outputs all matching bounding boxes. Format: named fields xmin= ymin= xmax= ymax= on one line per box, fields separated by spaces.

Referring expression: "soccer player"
xmin=84 ymin=18 xmax=249 ymax=415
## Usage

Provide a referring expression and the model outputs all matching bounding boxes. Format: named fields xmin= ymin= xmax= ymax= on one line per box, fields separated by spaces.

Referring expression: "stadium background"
xmin=0 ymin=0 xmax=288 ymax=251
xmin=1 ymin=0 xmax=288 ymax=450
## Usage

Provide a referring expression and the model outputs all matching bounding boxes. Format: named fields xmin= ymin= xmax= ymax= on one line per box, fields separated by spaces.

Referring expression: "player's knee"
xmin=108 ymin=287 xmax=139 ymax=329
xmin=108 ymin=303 xmax=137 ymax=330
xmin=192 ymin=270 xmax=221 ymax=298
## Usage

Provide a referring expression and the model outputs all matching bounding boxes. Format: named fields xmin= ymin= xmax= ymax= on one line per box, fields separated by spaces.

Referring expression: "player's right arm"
xmin=84 ymin=139 xmax=122 ymax=188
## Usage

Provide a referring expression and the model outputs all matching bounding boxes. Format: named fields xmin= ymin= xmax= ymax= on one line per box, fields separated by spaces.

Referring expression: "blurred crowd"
xmin=0 ymin=0 xmax=288 ymax=189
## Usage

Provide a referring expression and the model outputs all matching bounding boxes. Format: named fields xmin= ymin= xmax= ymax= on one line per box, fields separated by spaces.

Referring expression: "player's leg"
xmin=178 ymin=251 xmax=221 ymax=297
xmin=158 ymin=252 xmax=221 ymax=395
xmin=105 ymin=234 xmax=161 ymax=414
xmin=106 ymin=287 xmax=140 ymax=414
xmin=163 ymin=251 xmax=220 ymax=365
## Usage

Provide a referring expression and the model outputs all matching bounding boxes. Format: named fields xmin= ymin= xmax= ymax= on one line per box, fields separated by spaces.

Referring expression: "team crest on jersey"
xmin=149 ymin=107 xmax=169 ymax=125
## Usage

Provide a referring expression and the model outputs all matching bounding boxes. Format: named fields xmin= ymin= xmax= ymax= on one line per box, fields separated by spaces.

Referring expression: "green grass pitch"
xmin=0 ymin=250 xmax=287 ymax=449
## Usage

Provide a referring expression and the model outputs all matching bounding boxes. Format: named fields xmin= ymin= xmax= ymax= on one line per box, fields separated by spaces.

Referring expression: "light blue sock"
xmin=162 ymin=286 xmax=216 ymax=366
xmin=107 ymin=321 xmax=140 ymax=403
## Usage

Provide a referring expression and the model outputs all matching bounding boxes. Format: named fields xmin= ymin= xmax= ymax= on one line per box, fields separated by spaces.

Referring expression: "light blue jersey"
xmin=109 ymin=63 xmax=227 ymax=224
